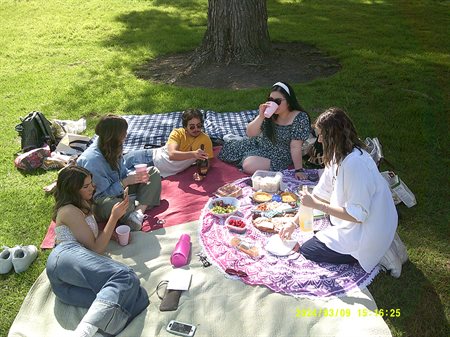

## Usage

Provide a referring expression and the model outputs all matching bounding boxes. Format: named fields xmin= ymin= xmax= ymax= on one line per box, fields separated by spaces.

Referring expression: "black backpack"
xmin=15 ymin=111 xmax=57 ymax=152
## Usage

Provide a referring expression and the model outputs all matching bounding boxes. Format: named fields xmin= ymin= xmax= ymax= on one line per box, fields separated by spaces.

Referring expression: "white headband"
xmin=273 ymin=82 xmax=290 ymax=96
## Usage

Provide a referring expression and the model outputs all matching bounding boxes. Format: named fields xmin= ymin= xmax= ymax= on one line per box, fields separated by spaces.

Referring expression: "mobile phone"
xmin=166 ymin=320 xmax=196 ymax=337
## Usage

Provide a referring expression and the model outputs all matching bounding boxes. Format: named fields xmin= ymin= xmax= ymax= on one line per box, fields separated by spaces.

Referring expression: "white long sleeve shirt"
xmin=313 ymin=148 xmax=397 ymax=272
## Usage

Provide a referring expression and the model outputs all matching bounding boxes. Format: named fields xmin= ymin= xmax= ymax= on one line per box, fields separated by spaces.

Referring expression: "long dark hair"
xmin=265 ymin=81 xmax=310 ymax=143
xmin=315 ymin=107 xmax=366 ymax=166
xmin=53 ymin=166 xmax=92 ymax=220
xmin=95 ymin=114 xmax=128 ymax=170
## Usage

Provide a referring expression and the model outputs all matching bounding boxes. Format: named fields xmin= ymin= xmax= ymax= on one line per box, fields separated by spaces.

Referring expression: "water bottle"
xmin=170 ymin=234 xmax=191 ymax=267
xmin=298 ymin=186 xmax=313 ymax=232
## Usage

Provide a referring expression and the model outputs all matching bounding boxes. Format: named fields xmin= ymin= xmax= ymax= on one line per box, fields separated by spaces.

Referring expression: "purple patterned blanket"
xmin=199 ymin=171 xmax=380 ymax=298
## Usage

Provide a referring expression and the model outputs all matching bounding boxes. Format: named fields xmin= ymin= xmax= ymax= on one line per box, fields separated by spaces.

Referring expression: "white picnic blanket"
xmin=9 ymin=221 xmax=391 ymax=337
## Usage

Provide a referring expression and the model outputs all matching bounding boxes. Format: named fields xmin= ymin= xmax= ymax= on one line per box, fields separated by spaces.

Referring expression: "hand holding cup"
xmin=134 ymin=164 xmax=149 ymax=184
xmin=264 ymin=101 xmax=279 ymax=118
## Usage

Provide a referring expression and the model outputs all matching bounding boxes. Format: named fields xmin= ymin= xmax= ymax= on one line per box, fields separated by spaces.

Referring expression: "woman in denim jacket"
xmin=46 ymin=166 xmax=149 ymax=336
xmin=77 ymin=115 xmax=161 ymax=230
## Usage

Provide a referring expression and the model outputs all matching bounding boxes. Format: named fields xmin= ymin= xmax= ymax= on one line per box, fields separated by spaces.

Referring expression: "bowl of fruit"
xmin=225 ymin=216 xmax=247 ymax=234
xmin=208 ymin=197 xmax=240 ymax=218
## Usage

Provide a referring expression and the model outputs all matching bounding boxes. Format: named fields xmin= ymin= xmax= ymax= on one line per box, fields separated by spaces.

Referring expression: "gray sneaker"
xmin=0 ymin=246 xmax=13 ymax=274
xmin=12 ymin=245 xmax=38 ymax=273
xmin=393 ymin=232 xmax=408 ymax=264
xmin=379 ymin=242 xmax=402 ymax=278
xmin=123 ymin=210 xmax=145 ymax=231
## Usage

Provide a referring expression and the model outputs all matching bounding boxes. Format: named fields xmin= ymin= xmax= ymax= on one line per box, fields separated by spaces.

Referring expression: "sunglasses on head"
xmin=225 ymin=268 xmax=248 ymax=278
xmin=267 ymin=97 xmax=286 ymax=105
xmin=188 ymin=123 xmax=203 ymax=130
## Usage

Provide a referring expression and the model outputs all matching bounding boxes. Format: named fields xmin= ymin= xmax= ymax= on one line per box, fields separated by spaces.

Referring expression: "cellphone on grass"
xmin=166 ymin=320 xmax=196 ymax=337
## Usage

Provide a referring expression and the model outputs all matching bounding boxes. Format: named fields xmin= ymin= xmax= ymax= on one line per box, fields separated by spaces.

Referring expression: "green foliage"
xmin=0 ymin=1 xmax=448 ymax=336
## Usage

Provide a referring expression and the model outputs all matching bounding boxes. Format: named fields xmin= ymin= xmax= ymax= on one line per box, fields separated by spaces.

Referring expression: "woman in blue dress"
xmin=218 ymin=81 xmax=311 ymax=179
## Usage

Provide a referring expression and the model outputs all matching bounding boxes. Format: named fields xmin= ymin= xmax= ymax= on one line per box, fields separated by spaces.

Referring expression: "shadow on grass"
xmin=369 ymin=261 xmax=449 ymax=337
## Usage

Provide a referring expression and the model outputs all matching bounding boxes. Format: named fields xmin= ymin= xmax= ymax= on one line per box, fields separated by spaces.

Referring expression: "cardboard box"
xmin=381 ymin=171 xmax=416 ymax=208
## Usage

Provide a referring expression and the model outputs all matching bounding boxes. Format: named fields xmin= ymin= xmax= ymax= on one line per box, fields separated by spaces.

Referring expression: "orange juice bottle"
xmin=298 ymin=186 xmax=313 ymax=232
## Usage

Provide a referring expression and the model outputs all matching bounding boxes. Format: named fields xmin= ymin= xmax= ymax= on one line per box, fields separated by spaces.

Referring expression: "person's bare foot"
xmin=43 ymin=181 xmax=57 ymax=195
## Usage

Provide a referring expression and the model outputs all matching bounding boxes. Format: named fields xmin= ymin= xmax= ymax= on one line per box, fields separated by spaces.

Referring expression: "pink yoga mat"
xmin=41 ymin=147 xmax=248 ymax=249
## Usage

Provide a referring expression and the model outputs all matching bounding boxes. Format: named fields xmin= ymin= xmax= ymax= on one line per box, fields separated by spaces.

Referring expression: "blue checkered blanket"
xmin=120 ymin=110 xmax=258 ymax=153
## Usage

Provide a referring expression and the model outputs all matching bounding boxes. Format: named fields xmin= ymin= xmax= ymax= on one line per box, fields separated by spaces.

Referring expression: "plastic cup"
xmin=134 ymin=164 xmax=148 ymax=183
xmin=264 ymin=101 xmax=279 ymax=118
xmin=115 ymin=225 xmax=131 ymax=246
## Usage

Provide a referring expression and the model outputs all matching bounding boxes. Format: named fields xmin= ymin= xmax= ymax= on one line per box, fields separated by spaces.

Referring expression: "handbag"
xmin=14 ymin=145 xmax=51 ymax=171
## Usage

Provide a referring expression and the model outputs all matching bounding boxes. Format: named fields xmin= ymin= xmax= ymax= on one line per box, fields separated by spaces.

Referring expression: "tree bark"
xmin=192 ymin=0 xmax=271 ymax=66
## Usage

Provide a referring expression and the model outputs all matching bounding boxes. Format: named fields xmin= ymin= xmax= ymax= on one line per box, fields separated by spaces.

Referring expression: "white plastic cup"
xmin=264 ymin=101 xmax=279 ymax=118
xmin=134 ymin=164 xmax=148 ymax=183
xmin=115 ymin=225 xmax=131 ymax=246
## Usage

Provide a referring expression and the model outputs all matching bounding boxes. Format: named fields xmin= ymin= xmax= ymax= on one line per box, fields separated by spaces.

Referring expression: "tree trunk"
xmin=193 ymin=0 xmax=271 ymax=66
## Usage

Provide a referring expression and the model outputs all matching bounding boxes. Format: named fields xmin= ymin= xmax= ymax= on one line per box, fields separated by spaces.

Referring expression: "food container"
xmin=214 ymin=183 xmax=243 ymax=198
xmin=251 ymin=170 xmax=283 ymax=193
xmin=280 ymin=192 xmax=298 ymax=204
xmin=208 ymin=197 xmax=240 ymax=218
xmin=225 ymin=215 xmax=247 ymax=234
xmin=252 ymin=191 xmax=272 ymax=203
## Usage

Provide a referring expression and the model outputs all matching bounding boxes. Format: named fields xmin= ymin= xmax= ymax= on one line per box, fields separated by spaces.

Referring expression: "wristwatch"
xmin=295 ymin=168 xmax=305 ymax=173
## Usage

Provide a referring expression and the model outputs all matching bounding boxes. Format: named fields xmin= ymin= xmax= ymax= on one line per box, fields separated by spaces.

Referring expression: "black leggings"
xmin=301 ymin=236 xmax=358 ymax=264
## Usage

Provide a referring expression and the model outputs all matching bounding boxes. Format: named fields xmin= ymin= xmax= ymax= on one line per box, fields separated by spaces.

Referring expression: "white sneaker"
xmin=123 ymin=210 xmax=145 ymax=231
xmin=393 ymin=232 xmax=408 ymax=264
xmin=12 ymin=245 xmax=38 ymax=273
xmin=0 ymin=246 xmax=13 ymax=274
xmin=379 ymin=241 xmax=402 ymax=278
xmin=223 ymin=134 xmax=244 ymax=142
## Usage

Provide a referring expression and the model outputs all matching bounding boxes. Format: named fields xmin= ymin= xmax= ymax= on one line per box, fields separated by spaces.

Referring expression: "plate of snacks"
xmin=252 ymin=191 xmax=272 ymax=203
xmin=254 ymin=201 xmax=292 ymax=212
xmin=225 ymin=215 xmax=247 ymax=234
xmin=208 ymin=197 xmax=240 ymax=218
xmin=252 ymin=216 xmax=294 ymax=233
xmin=252 ymin=217 xmax=278 ymax=233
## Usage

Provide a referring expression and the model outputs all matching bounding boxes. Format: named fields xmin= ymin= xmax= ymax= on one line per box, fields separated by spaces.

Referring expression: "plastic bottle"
xmin=170 ymin=234 xmax=191 ymax=267
xmin=298 ymin=186 xmax=313 ymax=232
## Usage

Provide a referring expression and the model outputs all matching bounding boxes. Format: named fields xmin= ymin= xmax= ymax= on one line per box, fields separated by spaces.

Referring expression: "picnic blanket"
xmin=122 ymin=110 xmax=258 ymax=153
xmin=10 ymin=221 xmax=392 ymax=337
xmin=40 ymin=147 xmax=248 ymax=249
xmin=199 ymin=174 xmax=380 ymax=298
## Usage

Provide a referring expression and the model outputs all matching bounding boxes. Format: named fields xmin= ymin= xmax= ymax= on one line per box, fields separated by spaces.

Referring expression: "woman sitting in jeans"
xmin=46 ymin=166 xmax=149 ymax=337
xmin=279 ymin=107 xmax=401 ymax=275
xmin=77 ymin=114 xmax=162 ymax=230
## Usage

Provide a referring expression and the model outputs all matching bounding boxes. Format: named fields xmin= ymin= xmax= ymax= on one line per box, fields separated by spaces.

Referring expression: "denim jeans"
xmin=123 ymin=149 xmax=154 ymax=170
xmin=46 ymin=241 xmax=149 ymax=335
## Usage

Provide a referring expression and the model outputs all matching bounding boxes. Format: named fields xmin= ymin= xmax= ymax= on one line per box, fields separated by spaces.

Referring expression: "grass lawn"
xmin=0 ymin=1 xmax=448 ymax=336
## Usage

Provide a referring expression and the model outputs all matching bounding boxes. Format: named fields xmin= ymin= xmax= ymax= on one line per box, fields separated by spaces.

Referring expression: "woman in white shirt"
xmin=279 ymin=107 xmax=398 ymax=273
